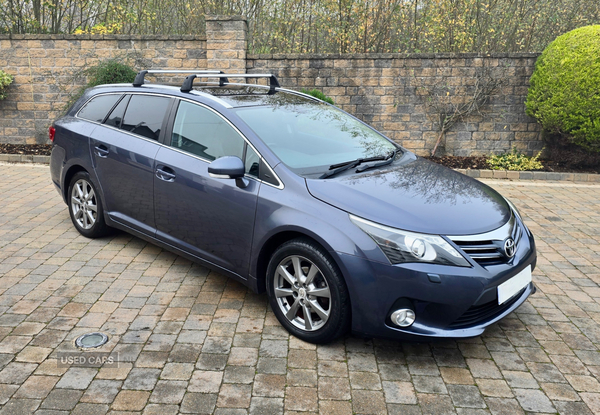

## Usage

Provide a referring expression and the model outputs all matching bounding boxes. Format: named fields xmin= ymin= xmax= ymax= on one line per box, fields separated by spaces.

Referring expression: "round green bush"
xmin=66 ymin=58 xmax=137 ymax=109
xmin=300 ymin=88 xmax=335 ymax=105
xmin=84 ymin=58 xmax=137 ymax=87
xmin=526 ymin=25 xmax=600 ymax=152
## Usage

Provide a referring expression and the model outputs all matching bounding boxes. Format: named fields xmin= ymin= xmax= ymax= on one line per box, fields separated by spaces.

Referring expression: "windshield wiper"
xmin=356 ymin=149 xmax=398 ymax=173
xmin=319 ymin=150 xmax=396 ymax=179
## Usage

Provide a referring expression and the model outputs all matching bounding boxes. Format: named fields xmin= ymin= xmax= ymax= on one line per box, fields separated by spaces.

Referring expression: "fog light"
xmin=391 ymin=308 xmax=416 ymax=327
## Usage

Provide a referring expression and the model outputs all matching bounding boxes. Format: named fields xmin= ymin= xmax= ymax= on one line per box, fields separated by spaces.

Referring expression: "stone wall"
xmin=0 ymin=34 xmax=207 ymax=144
xmin=247 ymin=53 xmax=542 ymax=156
xmin=0 ymin=15 xmax=543 ymax=155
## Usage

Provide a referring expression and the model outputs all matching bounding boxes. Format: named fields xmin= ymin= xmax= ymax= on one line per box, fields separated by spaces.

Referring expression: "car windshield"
xmin=234 ymin=99 xmax=399 ymax=177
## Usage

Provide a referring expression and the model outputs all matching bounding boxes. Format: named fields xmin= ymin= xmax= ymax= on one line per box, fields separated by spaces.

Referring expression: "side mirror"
xmin=208 ymin=156 xmax=248 ymax=188
xmin=208 ymin=156 xmax=245 ymax=178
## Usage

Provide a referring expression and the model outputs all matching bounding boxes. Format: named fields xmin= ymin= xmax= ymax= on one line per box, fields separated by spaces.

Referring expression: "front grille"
xmin=448 ymin=288 xmax=524 ymax=329
xmin=455 ymin=239 xmax=503 ymax=264
xmin=449 ymin=214 xmax=521 ymax=266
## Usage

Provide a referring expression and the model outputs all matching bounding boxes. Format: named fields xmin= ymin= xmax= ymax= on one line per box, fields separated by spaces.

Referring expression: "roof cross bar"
xmin=179 ymin=73 xmax=280 ymax=93
xmin=181 ymin=73 xmax=229 ymax=92
xmin=132 ymin=70 xmax=223 ymax=87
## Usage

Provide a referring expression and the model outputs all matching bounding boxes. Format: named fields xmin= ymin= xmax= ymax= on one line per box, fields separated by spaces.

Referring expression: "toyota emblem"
xmin=504 ymin=238 xmax=516 ymax=258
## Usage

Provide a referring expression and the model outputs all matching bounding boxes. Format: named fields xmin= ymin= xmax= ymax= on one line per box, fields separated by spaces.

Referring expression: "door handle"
xmin=94 ymin=145 xmax=109 ymax=158
xmin=156 ymin=167 xmax=176 ymax=182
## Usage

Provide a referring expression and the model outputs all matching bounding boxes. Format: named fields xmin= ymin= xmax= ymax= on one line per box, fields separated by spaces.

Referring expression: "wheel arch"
xmin=62 ymin=164 xmax=88 ymax=203
xmin=254 ymin=229 xmax=347 ymax=295
xmin=258 ymin=229 xmax=353 ymax=343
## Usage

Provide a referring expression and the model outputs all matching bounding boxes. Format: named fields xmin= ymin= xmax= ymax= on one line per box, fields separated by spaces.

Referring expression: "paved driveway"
xmin=0 ymin=163 xmax=600 ymax=415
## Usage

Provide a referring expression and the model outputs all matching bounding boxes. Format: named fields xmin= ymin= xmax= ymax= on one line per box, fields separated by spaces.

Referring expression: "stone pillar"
xmin=205 ymin=15 xmax=247 ymax=73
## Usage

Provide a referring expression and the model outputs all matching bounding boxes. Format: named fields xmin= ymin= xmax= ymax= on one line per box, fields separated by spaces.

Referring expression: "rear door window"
xmin=104 ymin=95 xmax=130 ymax=129
xmin=77 ymin=94 xmax=121 ymax=123
xmin=120 ymin=95 xmax=171 ymax=141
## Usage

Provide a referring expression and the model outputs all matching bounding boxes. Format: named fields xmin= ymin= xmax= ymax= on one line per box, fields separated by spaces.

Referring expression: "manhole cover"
xmin=75 ymin=332 xmax=108 ymax=348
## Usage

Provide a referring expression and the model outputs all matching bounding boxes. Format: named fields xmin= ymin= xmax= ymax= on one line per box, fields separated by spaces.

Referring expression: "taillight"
xmin=49 ymin=126 xmax=55 ymax=142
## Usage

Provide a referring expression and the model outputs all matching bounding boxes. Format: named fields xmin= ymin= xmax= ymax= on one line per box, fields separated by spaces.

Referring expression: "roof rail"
xmin=132 ymin=70 xmax=223 ymax=87
xmin=180 ymin=73 xmax=280 ymax=93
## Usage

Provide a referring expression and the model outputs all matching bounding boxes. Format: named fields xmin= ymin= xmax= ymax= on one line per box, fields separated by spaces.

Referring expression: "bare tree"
xmin=416 ymin=66 xmax=506 ymax=156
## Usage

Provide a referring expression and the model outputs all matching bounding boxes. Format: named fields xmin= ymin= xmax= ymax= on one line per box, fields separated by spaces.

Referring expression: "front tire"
xmin=266 ymin=238 xmax=350 ymax=344
xmin=67 ymin=171 xmax=110 ymax=238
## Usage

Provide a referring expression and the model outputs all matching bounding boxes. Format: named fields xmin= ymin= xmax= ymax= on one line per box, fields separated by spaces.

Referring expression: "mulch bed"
xmin=1 ymin=144 xmax=598 ymax=174
xmin=426 ymin=156 xmax=489 ymax=170
xmin=426 ymin=155 xmax=600 ymax=174
xmin=0 ymin=144 xmax=53 ymax=155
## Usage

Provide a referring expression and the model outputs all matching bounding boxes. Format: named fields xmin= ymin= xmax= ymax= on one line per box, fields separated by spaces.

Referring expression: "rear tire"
xmin=266 ymin=238 xmax=350 ymax=344
xmin=67 ymin=171 xmax=110 ymax=238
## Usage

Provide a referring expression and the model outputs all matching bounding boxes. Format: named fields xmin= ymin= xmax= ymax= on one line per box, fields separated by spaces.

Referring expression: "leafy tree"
xmin=1 ymin=0 xmax=599 ymax=54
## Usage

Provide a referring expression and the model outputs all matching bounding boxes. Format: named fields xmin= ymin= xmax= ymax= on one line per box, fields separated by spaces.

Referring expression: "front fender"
xmin=248 ymin=172 xmax=387 ymax=292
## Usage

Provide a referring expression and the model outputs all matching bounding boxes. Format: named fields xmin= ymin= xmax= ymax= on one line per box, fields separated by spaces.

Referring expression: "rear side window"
xmin=120 ymin=95 xmax=171 ymax=140
xmin=77 ymin=94 xmax=121 ymax=123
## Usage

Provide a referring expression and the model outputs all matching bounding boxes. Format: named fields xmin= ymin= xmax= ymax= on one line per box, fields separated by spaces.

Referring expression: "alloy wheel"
xmin=71 ymin=179 xmax=97 ymax=230
xmin=273 ymin=255 xmax=332 ymax=331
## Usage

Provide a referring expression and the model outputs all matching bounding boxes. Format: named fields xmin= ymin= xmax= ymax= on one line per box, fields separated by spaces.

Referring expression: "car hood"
xmin=305 ymin=157 xmax=510 ymax=236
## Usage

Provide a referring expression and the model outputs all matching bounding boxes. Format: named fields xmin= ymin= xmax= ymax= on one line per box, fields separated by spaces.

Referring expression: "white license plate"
xmin=497 ymin=265 xmax=532 ymax=305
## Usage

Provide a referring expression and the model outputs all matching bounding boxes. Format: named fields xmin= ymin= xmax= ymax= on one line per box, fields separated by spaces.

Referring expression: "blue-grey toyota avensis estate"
xmin=50 ymin=71 xmax=536 ymax=343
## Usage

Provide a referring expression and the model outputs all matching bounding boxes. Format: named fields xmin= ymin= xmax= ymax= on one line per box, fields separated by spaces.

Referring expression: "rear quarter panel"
xmin=51 ymin=116 xmax=98 ymax=203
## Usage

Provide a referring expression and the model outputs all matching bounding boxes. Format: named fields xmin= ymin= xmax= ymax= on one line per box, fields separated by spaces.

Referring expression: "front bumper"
xmin=336 ymin=226 xmax=537 ymax=340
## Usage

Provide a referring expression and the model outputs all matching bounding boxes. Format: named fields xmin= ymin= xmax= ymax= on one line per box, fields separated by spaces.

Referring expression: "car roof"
xmin=89 ymin=80 xmax=320 ymax=109
xmin=194 ymin=85 xmax=318 ymax=108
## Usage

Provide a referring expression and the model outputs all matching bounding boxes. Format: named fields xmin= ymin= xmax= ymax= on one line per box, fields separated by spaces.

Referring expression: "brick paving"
xmin=0 ymin=162 xmax=599 ymax=414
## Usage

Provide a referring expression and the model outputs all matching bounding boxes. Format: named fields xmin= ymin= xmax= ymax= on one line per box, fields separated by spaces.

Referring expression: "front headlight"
xmin=350 ymin=215 xmax=470 ymax=267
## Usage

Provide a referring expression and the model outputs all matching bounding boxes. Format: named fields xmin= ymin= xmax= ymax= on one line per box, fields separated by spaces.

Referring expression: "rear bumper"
xmin=50 ymin=144 xmax=65 ymax=200
xmin=336 ymin=230 xmax=537 ymax=341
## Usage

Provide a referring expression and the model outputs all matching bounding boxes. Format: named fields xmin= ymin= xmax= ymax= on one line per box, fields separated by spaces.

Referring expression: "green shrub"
xmin=67 ymin=58 xmax=137 ymax=108
xmin=300 ymin=88 xmax=335 ymax=105
xmin=84 ymin=58 xmax=137 ymax=87
xmin=487 ymin=147 xmax=544 ymax=171
xmin=526 ymin=25 xmax=600 ymax=152
xmin=0 ymin=70 xmax=14 ymax=100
